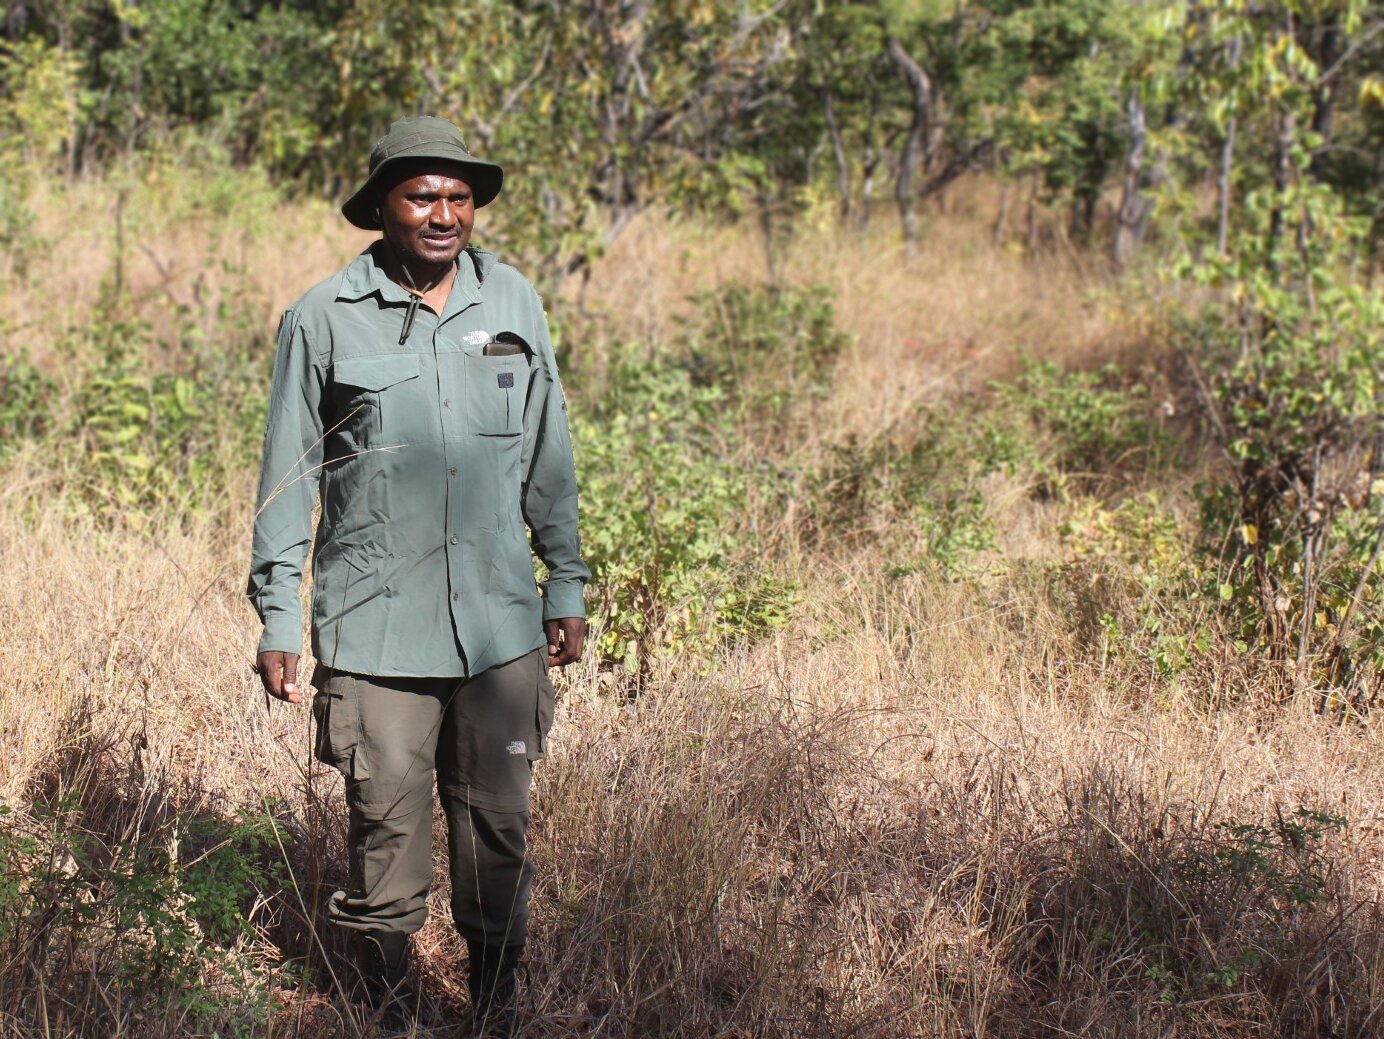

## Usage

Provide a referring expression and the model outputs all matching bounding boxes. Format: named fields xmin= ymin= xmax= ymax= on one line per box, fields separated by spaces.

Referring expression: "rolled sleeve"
xmin=246 ymin=310 xmax=325 ymax=655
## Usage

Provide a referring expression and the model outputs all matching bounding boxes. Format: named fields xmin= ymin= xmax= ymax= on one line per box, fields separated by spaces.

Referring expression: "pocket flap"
xmin=333 ymin=354 xmax=420 ymax=392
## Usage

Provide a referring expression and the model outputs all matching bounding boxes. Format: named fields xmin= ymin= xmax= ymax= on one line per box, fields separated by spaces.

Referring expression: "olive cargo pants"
xmin=311 ymin=649 xmax=555 ymax=947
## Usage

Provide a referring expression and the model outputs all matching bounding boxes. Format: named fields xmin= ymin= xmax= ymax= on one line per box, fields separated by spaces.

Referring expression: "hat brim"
xmin=341 ymin=155 xmax=504 ymax=230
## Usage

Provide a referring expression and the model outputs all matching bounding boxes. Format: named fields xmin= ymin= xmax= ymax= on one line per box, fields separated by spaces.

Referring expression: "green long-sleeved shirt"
xmin=247 ymin=244 xmax=589 ymax=678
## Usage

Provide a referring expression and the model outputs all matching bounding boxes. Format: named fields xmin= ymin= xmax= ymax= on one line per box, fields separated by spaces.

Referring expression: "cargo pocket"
xmin=528 ymin=658 xmax=556 ymax=762
xmin=311 ymin=673 xmax=372 ymax=780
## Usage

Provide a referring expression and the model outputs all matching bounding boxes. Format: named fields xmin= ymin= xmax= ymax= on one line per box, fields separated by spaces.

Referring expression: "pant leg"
xmin=436 ymin=649 xmax=555 ymax=947
xmin=312 ymin=670 xmax=449 ymax=936
xmin=445 ymin=800 xmax=533 ymax=947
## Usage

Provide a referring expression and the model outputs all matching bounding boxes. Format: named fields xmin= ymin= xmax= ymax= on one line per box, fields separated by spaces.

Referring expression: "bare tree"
xmin=1113 ymin=91 xmax=1157 ymax=270
xmin=885 ymin=35 xmax=934 ymax=258
xmin=820 ymin=85 xmax=851 ymax=223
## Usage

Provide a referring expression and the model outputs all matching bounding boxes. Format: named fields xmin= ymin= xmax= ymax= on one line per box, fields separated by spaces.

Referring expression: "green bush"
xmin=64 ymin=301 xmax=266 ymax=523
xmin=989 ymin=358 xmax=1174 ymax=497
xmin=573 ymin=343 xmax=796 ymax=674
xmin=809 ymin=428 xmax=999 ymax=576
xmin=1177 ymin=183 xmax=1384 ymax=705
xmin=0 ymin=349 xmax=56 ymax=457
xmin=681 ymin=282 xmax=851 ymax=391
xmin=0 ymin=38 xmax=88 ymax=266
xmin=677 ymin=282 xmax=853 ymax=445
xmin=801 ymin=357 xmax=1173 ymax=576
xmin=0 ymin=800 xmax=283 ymax=1032
xmin=1139 ymin=807 xmax=1347 ymax=1004
xmin=1058 ymin=493 xmax=1220 ymax=681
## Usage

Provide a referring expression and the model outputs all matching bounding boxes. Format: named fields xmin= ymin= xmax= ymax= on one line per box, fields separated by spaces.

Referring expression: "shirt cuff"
xmin=541 ymin=580 xmax=587 ymax=621
xmin=257 ymin=614 xmax=304 ymax=658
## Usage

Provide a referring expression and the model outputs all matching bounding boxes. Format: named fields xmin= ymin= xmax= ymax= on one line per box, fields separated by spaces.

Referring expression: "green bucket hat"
xmin=341 ymin=116 xmax=504 ymax=230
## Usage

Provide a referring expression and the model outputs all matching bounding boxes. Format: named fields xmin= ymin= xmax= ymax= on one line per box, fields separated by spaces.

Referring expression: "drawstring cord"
xmin=395 ymin=257 xmax=449 ymax=345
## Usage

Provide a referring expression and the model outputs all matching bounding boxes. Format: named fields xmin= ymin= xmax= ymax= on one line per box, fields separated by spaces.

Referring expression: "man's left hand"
xmin=544 ymin=617 xmax=586 ymax=667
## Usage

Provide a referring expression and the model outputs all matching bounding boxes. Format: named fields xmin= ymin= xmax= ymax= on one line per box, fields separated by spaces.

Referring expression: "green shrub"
xmin=1058 ymin=493 xmax=1218 ymax=680
xmin=0 ymin=38 xmax=88 ymax=265
xmin=0 ymin=349 xmax=56 ymax=457
xmin=573 ymin=344 xmax=796 ymax=674
xmin=1139 ymin=807 xmax=1347 ymax=1004
xmin=65 ymin=305 xmax=265 ymax=522
xmin=803 ymin=411 xmax=1006 ymax=575
xmin=802 ymin=357 xmax=1172 ymax=576
xmin=0 ymin=800 xmax=283 ymax=1032
xmin=1177 ymin=183 xmax=1384 ymax=705
xmin=802 ymin=422 xmax=1003 ymax=577
xmin=677 ymin=282 xmax=853 ymax=446
xmin=681 ymin=282 xmax=851 ymax=390
xmin=989 ymin=358 xmax=1174 ymax=497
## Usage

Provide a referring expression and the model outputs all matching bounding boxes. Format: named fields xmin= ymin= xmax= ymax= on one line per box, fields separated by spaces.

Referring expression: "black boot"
xmin=354 ymin=930 xmax=413 ymax=1029
xmin=467 ymin=940 xmax=523 ymax=1038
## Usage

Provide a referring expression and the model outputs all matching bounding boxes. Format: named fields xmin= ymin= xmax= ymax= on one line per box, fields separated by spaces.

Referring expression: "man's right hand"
xmin=256 ymin=650 xmax=302 ymax=703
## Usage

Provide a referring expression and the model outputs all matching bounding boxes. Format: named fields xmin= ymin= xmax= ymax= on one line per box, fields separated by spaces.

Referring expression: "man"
xmin=247 ymin=116 xmax=589 ymax=1037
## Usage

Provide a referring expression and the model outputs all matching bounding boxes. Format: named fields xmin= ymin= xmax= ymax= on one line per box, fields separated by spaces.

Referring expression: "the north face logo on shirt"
xmin=463 ymin=329 xmax=490 ymax=345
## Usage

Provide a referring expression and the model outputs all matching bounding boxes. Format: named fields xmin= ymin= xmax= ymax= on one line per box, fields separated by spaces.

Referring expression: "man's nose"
xmin=430 ymin=200 xmax=457 ymax=226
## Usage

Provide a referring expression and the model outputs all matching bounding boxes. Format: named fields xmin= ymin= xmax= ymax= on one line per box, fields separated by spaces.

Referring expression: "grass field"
xmin=1 ymin=170 xmax=1381 ymax=1038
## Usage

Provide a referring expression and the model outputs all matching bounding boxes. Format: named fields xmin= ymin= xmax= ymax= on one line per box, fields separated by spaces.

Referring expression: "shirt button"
xmin=449 ymin=466 xmax=457 ymax=477
xmin=442 ymin=398 xmax=451 ymax=408
xmin=452 ymin=592 xmax=459 ymax=602
xmin=450 ymin=535 xmax=459 ymax=545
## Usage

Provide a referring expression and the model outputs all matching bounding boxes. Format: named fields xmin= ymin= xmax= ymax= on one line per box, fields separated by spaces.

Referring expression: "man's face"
xmin=379 ymin=170 xmax=475 ymax=269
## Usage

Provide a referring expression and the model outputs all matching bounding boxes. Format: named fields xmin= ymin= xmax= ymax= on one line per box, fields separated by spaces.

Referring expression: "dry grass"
xmin=582 ymin=181 xmax=1128 ymax=449
xmin=2 ymin=175 xmax=1383 ymax=1038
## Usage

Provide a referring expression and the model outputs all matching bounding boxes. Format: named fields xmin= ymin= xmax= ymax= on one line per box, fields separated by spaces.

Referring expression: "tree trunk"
xmin=993 ymin=181 xmax=1011 ymax=246
xmin=1216 ymin=35 xmax=1243 ymax=255
xmin=1026 ymin=177 xmax=1041 ymax=256
xmin=885 ymin=35 xmax=934 ymax=258
xmin=1069 ymin=194 xmax=1096 ymax=242
xmin=859 ymin=125 xmax=878 ymax=229
xmin=1309 ymin=13 xmax=1341 ymax=181
xmin=1268 ymin=109 xmax=1297 ymax=259
xmin=4 ymin=0 xmax=28 ymax=38
xmin=821 ymin=85 xmax=851 ymax=224
xmin=1217 ymin=116 xmax=1236 ymax=254
xmin=926 ymin=114 xmax=946 ymax=213
xmin=1113 ymin=92 xmax=1155 ymax=270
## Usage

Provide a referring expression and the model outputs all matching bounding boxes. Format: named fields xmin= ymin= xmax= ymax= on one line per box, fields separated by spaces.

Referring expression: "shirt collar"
xmin=335 ymin=243 xmax=496 ymax=309
xmin=336 ymin=243 xmax=410 ymax=305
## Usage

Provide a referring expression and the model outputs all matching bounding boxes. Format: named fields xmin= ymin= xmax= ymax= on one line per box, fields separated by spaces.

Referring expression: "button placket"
xmin=435 ymin=329 xmax=465 ymax=624
xmin=435 ymin=294 xmax=487 ymax=648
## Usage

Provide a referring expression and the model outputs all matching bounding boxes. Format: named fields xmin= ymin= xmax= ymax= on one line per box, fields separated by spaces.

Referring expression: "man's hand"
xmin=544 ymin=617 xmax=586 ymax=668
xmin=256 ymin=650 xmax=302 ymax=703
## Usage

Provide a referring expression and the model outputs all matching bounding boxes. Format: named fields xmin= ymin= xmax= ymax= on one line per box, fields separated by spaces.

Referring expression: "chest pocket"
xmin=332 ymin=354 xmax=422 ymax=443
xmin=463 ymin=353 xmax=528 ymax=436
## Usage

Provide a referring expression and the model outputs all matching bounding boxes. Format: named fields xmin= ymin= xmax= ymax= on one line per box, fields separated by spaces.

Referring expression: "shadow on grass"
xmin=523 ymin=690 xmax=1384 ymax=1039
xmin=0 ymin=694 xmax=470 ymax=1037
xmin=917 ymin=763 xmax=1384 ymax=1038
xmin=6 ymin=687 xmax=1383 ymax=1038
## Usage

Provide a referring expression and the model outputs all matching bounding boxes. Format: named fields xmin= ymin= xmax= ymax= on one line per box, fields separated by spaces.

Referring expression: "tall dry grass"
xmin=1 ymin=175 xmax=1382 ymax=1038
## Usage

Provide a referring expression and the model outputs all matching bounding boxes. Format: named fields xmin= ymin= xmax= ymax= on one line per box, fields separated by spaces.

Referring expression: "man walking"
xmin=247 ymin=116 xmax=589 ymax=1036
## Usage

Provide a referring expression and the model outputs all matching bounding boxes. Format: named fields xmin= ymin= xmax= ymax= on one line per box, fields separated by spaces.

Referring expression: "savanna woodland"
xmin=2 ymin=1 xmax=1384 ymax=1036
